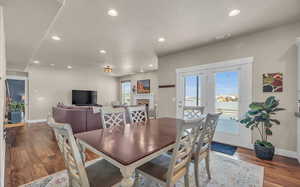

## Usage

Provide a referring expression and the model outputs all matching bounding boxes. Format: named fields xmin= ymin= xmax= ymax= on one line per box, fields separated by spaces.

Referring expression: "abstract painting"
xmin=263 ymin=73 xmax=283 ymax=92
xmin=137 ymin=79 xmax=150 ymax=94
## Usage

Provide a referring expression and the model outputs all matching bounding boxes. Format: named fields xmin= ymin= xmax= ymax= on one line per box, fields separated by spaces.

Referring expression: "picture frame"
xmin=137 ymin=79 xmax=150 ymax=94
xmin=263 ymin=73 xmax=283 ymax=92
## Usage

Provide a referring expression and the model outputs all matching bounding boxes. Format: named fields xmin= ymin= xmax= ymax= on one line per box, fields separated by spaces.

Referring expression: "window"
xmin=184 ymin=75 xmax=202 ymax=107
xmin=121 ymin=81 xmax=131 ymax=105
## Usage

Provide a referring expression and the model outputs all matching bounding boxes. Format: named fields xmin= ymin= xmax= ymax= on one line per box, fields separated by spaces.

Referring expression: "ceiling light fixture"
xmin=107 ymin=9 xmax=118 ymax=17
xmin=148 ymin=64 xmax=153 ymax=67
xmin=229 ymin=9 xmax=240 ymax=17
xmin=50 ymin=64 xmax=55 ymax=66
xmin=158 ymin=37 xmax=166 ymax=42
xmin=51 ymin=35 xmax=61 ymax=41
xmin=33 ymin=60 xmax=40 ymax=64
xmin=104 ymin=66 xmax=112 ymax=73
xmin=99 ymin=50 xmax=107 ymax=54
xmin=67 ymin=65 xmax=72 ymax=69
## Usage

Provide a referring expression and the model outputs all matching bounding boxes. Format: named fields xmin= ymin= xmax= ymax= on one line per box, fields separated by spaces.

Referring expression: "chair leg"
xmin=184 ymin=173 xmax=189 ymax=187
xmin=194 ymin=157 xmax=200 ymax=187
xmin=205 ymin=152 xmax=211 ymax=180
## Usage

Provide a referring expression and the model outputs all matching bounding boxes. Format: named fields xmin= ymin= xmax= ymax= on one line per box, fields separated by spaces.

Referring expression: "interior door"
xmin=176 ymin=59 xmax=252 ymax=148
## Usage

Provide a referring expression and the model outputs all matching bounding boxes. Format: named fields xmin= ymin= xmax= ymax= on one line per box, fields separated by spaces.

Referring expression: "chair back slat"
xmin=47 ymin=117 xmax=90 ymax=187
xmin=183 ymin=106 xmax=205 ymax=120
xmin=167 ymin=120 xmax=201 ymax=185
xmin=101 ymin=107 xmax=126 ymax=128
xmin=127 ymin=105 xmax=148 ymax=123
xmin=196 ymin=113 xmax=222 ymax=153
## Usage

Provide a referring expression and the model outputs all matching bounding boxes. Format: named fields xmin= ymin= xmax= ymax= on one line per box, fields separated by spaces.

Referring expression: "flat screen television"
xmin=72 ymin=90 xmax=97 ymax=106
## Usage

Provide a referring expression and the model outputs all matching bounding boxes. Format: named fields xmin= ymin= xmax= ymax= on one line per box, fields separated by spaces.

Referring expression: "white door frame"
xmin=176 ymin=57 xmax=253 ymax=148
xmin=6 ymin=75 xmax=28 ymax=122
xmin=0 ymin=5 xmax=6 ymax=187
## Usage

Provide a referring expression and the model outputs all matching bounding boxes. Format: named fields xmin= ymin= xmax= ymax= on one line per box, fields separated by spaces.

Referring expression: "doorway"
xmin=176 ymin=57 xmax=253 ymax=148
xmin=6 ymin=76 xmax=28 ymax=123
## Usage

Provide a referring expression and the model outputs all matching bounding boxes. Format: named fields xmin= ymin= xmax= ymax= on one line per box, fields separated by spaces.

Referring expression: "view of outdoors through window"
xmin=121 ymin=81 xmax=131 ymax=105
xmin=215 ymin=71 xmax=239 ymax=134
xmin=184 ymin=75 xmax=201 ymax=106
xmin=183 ymin=71 xmax=239 ymax=134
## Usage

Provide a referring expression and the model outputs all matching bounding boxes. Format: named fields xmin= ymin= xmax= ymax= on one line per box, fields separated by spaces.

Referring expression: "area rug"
xmin=211 ymin=142 xmax=237 ymax=155
xmin=19 ymin=152 xmax=264 ymax=187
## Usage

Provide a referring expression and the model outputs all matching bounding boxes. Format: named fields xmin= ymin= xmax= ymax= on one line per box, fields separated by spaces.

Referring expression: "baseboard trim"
xmin=26 ymin=119 xmax=47 ymax=123
xmin=275 ymin=148 xmax=299 ymax=160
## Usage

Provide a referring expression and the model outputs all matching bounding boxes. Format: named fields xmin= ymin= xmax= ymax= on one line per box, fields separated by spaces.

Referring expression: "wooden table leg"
xmin=120 ymin=167 xmax=135 ymax=187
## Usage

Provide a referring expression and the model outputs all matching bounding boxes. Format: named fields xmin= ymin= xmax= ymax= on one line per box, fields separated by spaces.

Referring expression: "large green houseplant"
xmin=240 ymin=96 xmax=284 ymax=160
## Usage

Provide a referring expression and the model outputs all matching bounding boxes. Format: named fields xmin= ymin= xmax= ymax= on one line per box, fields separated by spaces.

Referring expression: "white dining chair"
xmin=100 ymin=106 xmax=127 ymax=128
xmin=183 ymin=106 xmax=205 ymax=120
xmin=48 ymin=118 xmax=122 ymax=187
xmin=192 ymin=112 xmax=221 ymax=187
xmin=127 ymin=105 xmax=148 ymax=123
xmin=46 ymin=114 xmax=64 ymax=152
xmin=135 ymin=119 xmax=201 ymax=187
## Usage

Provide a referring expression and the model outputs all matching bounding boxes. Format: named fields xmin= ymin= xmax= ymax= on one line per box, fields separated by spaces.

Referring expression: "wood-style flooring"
xmin=5 ymin=123 xmax=300 ymax=187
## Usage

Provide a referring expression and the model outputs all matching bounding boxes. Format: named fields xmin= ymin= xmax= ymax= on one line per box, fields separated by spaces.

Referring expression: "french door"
xmin=176 ymin=58 xmax=253 ymax=148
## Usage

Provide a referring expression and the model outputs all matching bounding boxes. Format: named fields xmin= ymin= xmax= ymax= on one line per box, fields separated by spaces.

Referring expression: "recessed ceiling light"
xmin=50 ymin=64 xmax=55 ymax=66
xmin=107 ymin=9 xmax=118 ymax=17
xmin=99 ymin=50 xmax=106 ymax=54
xmin=67 ymin=65 xmax=72 ymax=69
xmin=51 ymin=35 xmax=61 ymax=41
xmin=140 ymin=68 xmax=144 ymax=73
xmin=148 ymin=64 xmax=153 ymax=67
xmin=33 ymin=60 xmax=40 ymax=64
xmin=158 ymin=37 xmax=166 ymax=42
xmin=229 ymin=9 xmax=240 ymax=17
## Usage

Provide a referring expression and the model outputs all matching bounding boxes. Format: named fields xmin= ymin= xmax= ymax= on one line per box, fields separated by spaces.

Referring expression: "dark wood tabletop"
xmin=75 ymin=118 xmax=184 ymax=165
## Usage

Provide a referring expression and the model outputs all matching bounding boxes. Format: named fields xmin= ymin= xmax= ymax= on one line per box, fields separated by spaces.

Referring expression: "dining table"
xmin=75 ymin=117 xmax=205 ymax=187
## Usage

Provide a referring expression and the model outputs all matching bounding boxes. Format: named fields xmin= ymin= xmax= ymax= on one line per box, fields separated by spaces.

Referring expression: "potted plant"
xmin=240 ymin=96 xmax=285 ymax=160
xmin=8 ymin=101 xmax=25 ymax=123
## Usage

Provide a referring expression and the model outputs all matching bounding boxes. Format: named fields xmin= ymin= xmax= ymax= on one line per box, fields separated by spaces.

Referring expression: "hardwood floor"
xmin=5 ymin=123 xmax=300 ymax=187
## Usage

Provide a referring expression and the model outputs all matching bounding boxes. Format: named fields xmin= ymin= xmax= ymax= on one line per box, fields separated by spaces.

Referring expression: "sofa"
xmin=52 ymin=105 xmax=103 ymax=133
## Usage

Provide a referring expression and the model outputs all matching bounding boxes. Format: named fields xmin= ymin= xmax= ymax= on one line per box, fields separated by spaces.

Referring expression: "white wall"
xmin=119 ymin=71 xmax=158 ymax=106
xmin=28 ymin=66 xmax=119 ymax=120
xmin=158 ymin=21 xmax=300 ymax=152
xmin=0 ymin=6 xmax=6 ymax=187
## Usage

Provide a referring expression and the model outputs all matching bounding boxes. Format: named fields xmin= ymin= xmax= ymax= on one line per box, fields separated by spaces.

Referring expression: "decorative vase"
xmin=254 ymin=142 xmax=275 ymax=160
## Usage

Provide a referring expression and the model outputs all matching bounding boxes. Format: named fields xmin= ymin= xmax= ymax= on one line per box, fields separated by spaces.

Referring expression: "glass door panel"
xmin=215 ymin=71 xmax=239 ymax=134
xmin=184 ymin=75 xmax=202 ymax=107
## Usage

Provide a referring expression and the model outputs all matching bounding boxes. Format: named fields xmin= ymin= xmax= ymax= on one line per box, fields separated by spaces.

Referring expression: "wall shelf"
xmin=158 ymin=84 xmax=175 ymax=88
